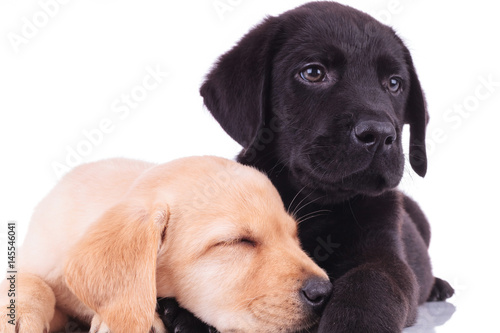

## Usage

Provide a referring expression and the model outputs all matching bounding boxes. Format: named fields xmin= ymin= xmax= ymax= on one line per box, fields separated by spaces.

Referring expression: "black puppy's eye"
xmin=300 ymin=65 xmax=326 ymax=83
xmin=387 ymin=77 xmax=402 ymax=94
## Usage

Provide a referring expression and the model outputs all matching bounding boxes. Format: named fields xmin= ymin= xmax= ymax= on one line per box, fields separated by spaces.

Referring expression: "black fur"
xmin=159 ymin=2 xmax=454 ymax=332
xmin=157 ymin=299 xmax=217 ymax=333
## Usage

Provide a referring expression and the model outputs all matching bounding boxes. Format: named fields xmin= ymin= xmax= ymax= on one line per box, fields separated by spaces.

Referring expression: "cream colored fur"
xmin=0 ymin=156 xmax=328 ymax=332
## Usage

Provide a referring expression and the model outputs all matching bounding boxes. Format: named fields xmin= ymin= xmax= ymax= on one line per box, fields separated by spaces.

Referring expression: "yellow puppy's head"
xmin=65 ymin=156 xmax=331 ymax=333
xmin=155 ymin=157 xmax=331 ymax=332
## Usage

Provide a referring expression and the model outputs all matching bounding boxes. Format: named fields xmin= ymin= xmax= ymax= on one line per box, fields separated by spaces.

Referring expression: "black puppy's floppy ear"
xmin=402 ymin=46 xmax=429 ymax=177
xmin=200 ymin=16 xmax=281 ymax=148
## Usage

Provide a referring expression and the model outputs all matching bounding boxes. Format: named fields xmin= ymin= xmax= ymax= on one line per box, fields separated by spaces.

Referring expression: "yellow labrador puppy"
xmin=1 ymin=156 xmax=331 ymax=333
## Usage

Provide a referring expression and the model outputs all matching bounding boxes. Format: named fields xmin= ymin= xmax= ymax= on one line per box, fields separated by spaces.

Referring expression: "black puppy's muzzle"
xmin=352 ymin=120 xmax=397 ymax=153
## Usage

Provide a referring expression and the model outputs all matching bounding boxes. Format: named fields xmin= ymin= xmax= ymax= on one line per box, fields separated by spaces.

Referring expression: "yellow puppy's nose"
xmin=300 ymin=277 xmax=333 ymax=314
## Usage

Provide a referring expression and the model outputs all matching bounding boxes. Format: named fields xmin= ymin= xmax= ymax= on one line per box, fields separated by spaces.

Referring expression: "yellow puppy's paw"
xmin=151 ymin=313 xmax=167 ymax=333
xmin=18 ymin=313 xmax=51 ymax=333
xmin=0 ymin=319 xmax=15 ymax=333
xmin=0 ymin=273 xmax=56 ymax=332
xmin=89 ymin=313 xmax=167 ymax=333
xmin=0 ymin=309 xmax=50 ymax=333
xmin=90 ymin=314 xmax=110 ymax=333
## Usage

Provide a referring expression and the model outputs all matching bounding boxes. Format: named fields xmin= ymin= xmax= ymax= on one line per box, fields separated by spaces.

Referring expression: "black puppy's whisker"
xmin=290 ymin=190 xmax=317 ymax=218
xmin=296 ymin=209 xmax=332 ymax=221
xmin=315 ymin=155 xmax=341 ymax=183
xmin=292 ymin=195 xmax=328 ymax=219
xmin=401 ymin=162 xmax=415 ymax=183
xmin=296 ymin=210 xmax=332 ymax=225
xmin=268 ymin=159 xmax=284 ymax=175
xmin=347 ymin=199 xmax=364 ymax=230
xmin=287 ymin=185 xmax=308 ymax=215
xmin=275 ymin=161 xmax=289 ymax=177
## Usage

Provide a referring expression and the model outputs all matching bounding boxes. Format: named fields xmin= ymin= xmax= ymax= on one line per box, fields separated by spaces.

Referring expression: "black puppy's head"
xmin=201 ymin=2 xmax=428 ymax=203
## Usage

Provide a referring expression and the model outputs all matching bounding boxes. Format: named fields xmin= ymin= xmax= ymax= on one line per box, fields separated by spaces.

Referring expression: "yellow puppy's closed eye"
xmin=198 ymin=237 xmax=257 ymax=259
xmin=223 ymin=237 xmax=258 ymax=247
xmin=236 ymin=238 xmax=257 ymax=247
xmin=214 ymin=237 xmax=257 ymax=248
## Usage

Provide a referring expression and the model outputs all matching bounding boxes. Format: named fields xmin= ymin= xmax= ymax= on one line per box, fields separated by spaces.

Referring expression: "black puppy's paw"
xmin=170 ymin=310 xmax=215 ymax=333
xmin=157 ymin=298 xmax=218 ymax=333
xmin=318 ymin=304 xmax=401 ymax=333
xmin=427 ymin=277 xmax=455 ymax=302
xmin=157 ymin=298 xmax=180 ymax=328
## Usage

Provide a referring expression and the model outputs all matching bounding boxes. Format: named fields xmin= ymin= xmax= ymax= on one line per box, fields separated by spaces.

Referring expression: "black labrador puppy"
xmin=158 ymin=2 xmax=454 ymax=332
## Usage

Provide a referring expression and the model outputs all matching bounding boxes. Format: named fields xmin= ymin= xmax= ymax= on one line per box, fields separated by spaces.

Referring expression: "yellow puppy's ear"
xmin=65 ymin=202 xmax=169 ymax=333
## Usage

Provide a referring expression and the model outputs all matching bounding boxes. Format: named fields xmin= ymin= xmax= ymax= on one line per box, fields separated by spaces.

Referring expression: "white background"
xmin=1 ymin=0 xmax=499 ymax=332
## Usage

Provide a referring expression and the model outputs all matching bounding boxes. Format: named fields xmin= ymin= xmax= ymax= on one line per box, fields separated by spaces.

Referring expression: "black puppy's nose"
xmin=301 ymin=278 xmax=333 ymax=313
xmin=353 ymin=120 xmax=397 ymax=152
